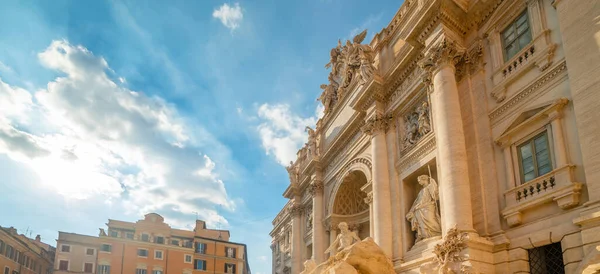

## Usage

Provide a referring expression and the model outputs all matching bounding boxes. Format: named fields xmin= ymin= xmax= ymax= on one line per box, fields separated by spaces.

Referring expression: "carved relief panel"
xmin=399 ymin=97 xmax=432 ymax=153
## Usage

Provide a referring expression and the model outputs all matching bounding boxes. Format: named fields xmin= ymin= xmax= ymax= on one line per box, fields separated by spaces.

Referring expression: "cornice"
xmin=488 ymin=60 xmax=567 ymax=124
xmin=396 ymin=133 xmax=436 ymax=172
xmin=320 ymin=111 xmax=366 ymax=165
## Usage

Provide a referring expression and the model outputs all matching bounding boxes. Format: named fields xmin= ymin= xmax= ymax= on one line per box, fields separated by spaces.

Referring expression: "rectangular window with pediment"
xmin=517 ymin=131 xmax=552 ymax=183
xmin=502 ymin=11 xmax=532 ymax=61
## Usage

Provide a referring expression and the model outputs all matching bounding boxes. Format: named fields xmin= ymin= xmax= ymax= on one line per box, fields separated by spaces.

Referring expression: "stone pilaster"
xmin=290 ymin=203 xmax=303 ymax=274
xmin=309 ymin=179 xmax=325 ymax=264
xmin=361 ymin=109 xmax=393 ymax=257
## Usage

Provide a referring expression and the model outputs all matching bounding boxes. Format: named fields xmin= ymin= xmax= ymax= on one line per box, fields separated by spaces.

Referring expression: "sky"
xmin=0 ymin=1 xmax=401 ymax=273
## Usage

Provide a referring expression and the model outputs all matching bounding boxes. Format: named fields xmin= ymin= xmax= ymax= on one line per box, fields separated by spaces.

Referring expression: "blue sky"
xmin=0 ymin=1 xmax=401 ymax=273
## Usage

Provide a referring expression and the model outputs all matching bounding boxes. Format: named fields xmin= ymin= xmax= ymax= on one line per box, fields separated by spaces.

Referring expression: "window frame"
xmin=125 ymin=233 xmax=134 ymax=240
xmin=4 ymin=267 xmax=9 ymax=274
xmin=184 ymin=254 xmax=192 ymax=264
xmin=141 ymin=234 xmax=150 ymax=242
xmin=154 ymin=250 xmax=163 ymax=260
xmin=135 ymin=269 xmax=147 ymax=274
xmin=109 ymin=230 xmax=119 ymax=238
xmin=170 ymin=239 xmax=179 ymax=246
xmin=97 ymin=265 xmax=110 ymax=274
xmin=155 ymin=236 xmax=164 ymax=244
xmin=516 ymin=130 xmax=553 ymax=184
xmin=100 ymin=244 xmax=112 ymax=253
xmin=60 ymin=244 xmax=71 ymax=253
xmin=83 ymin=262 xmax=94 ymax=273
xmin=86 ymin=248 xmax=95 ymax=256
xmin=58 ymin=260 xmax=69 ymax=271
xmin=501 ymin=10 xmax=533 ymax=62
xmin=193 ymin=260 xmax=206 ymax=271
xmin=137 ymin=248 xmax=148 ymax=258
xmin=224 ymin=263 xmax=236 ymax=274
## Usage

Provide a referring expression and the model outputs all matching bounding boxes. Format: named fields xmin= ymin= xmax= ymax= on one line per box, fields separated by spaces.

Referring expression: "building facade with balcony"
xmin=0 ymin=226 xmax=55 ymax=274
xmin=270 ymin=0 xmax=600 ymax=273
xmin=55 ymin=214 xmax=250 ymax=274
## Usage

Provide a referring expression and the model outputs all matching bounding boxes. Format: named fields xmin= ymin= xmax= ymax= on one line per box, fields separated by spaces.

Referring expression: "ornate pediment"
xmin=318 ymin=30 xmax=377 ymax=116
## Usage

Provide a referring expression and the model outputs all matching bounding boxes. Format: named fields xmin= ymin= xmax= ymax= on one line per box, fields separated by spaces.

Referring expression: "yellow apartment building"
xmin=0 ymin=226 xmax=55 ymax=274
xmin=55 ymin=213 xmax=250 ymax=274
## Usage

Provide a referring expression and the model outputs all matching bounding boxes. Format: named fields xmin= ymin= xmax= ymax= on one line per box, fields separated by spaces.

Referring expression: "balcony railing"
xmin=502 ymin=165 xmax=583 ymax=227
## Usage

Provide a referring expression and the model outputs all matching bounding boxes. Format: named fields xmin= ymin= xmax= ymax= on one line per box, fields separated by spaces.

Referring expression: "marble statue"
xmin=403 ymin=100 xmax=431 ymax=149
xmin=305 ymin=126 xmax=318 ymax=158
xmin=306 ymin=210 xmax=313 ymax=230
xmin=406 ymin=175 xmax=442 ymax=242
xmin=325 ymin=222 xmax=361 ymax=254
xmin=99 ymin=228 xmax=107 ymax=236
xmin=300 ymin=259 xmax=317 ymax=274
xmin=417 ymin=101 xmax=431 ymax=136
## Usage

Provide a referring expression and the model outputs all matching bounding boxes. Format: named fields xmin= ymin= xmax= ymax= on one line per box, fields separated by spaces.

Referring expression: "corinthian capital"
xmin=361 ymin=113 xmax=393 ymax=136
xmin=419 ymin=37 xmax=465 ymax=73
xmin=308 ymin=181 xmax=324 ymax=196
xmin=290 ymin=205 xmax=304 ymax=217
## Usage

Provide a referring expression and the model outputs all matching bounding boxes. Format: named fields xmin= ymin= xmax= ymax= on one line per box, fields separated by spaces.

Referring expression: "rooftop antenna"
xmin=193 ymin=211 xmax=199 ymax=220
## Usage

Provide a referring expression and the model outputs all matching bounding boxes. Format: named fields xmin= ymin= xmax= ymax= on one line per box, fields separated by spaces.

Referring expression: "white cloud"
xmin=256 ymin=103 xmax=320 ymax=166
xmin=0 ymin=40 xmax=234 ymax=227
xmin=212 ymin=3 xmax=243 ymax=31
xmin=348 ymin=13 xmax=383 ymax=42
xmin=0 ymin=61 xmax=13 ymax=73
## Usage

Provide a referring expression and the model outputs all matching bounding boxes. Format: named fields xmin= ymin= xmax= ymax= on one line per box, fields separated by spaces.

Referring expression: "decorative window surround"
xmin=487 ymin=0 xmax=557 ymax=102
xmin=496 ymin=98 xmax=583 ymax=227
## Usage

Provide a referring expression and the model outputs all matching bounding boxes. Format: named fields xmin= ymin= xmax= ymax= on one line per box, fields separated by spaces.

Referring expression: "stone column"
xmin=364 ymin=193 xmax=374 ymax=238
xmin=309 ymin=180 xmax=325 ymax=264
xmin=555 ymin=0 xmax=600 ymax=203
xmin=361 ymin=110 xmax=393 ymax=257
xmin=501 ymin=144 xmax=516 ymax=189
xmin=420 ymin=38 xmax=475 ymax=233
xmin=290 ymin=204 xmax=303 ymax=274
xmin=548 ymin=107 xmax=569 ymax=168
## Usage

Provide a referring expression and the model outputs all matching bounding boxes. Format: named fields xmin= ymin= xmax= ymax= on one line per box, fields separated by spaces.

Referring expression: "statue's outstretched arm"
xmin=325 ymin=236 xmax=340 ymax=254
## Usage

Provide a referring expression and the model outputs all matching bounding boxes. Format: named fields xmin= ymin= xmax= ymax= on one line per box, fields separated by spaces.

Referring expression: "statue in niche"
xmin=300 ymin=259 xmax=317 ymax=274
xmin=406 ymin=175 xmax=441 ymax=243
xmin=417 ymin=101 xmax=431 ymax=136
xmin=305 ymin=126 xmax=318 ymax=158
xmin=306 ymin=210 xmax=313 ymax=230
xmin=324 ymin=222 xmax=361 ymax=254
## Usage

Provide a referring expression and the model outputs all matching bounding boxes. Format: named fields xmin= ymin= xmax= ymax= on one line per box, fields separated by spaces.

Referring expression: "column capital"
xmin=308 ymin=181 xmax=324 ymax=196
xmin=290 ymin=205 xmax=304 ymax=217
xmin=364 ymin=192 xmax=373 ymax=205
xmin=361 ymin=113 xmax=393 ymax=136
xmin=419 ymin=37 xmax=465 ymax=75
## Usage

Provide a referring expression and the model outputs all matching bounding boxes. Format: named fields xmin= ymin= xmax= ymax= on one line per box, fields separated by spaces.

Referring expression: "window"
xmin=152 ymin=271 xmax=162 ymax=274
xmin=170 ymin=240 xmax=179 ymax=246
xmin=195 ymin=243 xmax=207 ymax=254
xmin=86 ymin=248 xmax=95 ymax=255
xmin=61 ymin=245 xmax=70 ymax=253
xmin=154 ymin=250 xmax=163 ymax=260
xmin=109 ymin=230 xmax=118 ymax=238
xmin=12 ymin=271 xmax=17 ymax=274
xmin=137 ymin=249 xmax=148 ymax=257
xmin=4 ymin=267 xmax=9 ymax=274
xmin=225 ymin=247 xmax=236 ymax=258
xmin=135 ymin=269 xmax=147 ymax=274
xmin=224 ymin=263 xmax=236 ymax=274
xmin=183 ymin=241 xmax=193 ymax=248
xmin=193 ymin=260 xmax=206 ymax=271
xmin=141 ymin=234 xmax=149 ymax=242
xmin=98 ymin=265 xmax=110 ymax=274
xmin=101 ymin=244 xmax=112 ymax=253
xmin=125 ymin=233 xmax=134 ymax=239
xmin=518 ymin=131 xmax=552 ymax=183
xmin=0 ymin=240 xmax=4 ymax=254
xmin=59 ymin=260 xmax=69 ymax=271
xmin=84 ymin=263 xmax=93 ymax=273
xmin=155 ymin=237 xmax=164 ymax=244
xmin=528 ymin=242 xmax=565 ymax=274
xmin=6 ymin=245 xmax=14 ymax=259
xmin=184 ymin=254 xmax=192 ymax=263
xmin=502 ymin=11 xmax=532 ymax=61
xmin=15 ymin=251 xmax=20 ymax=263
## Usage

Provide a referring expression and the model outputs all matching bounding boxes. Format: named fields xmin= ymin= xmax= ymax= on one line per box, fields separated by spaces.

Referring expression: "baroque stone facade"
xmin=271 ymin=0 xmax=600 ymax=273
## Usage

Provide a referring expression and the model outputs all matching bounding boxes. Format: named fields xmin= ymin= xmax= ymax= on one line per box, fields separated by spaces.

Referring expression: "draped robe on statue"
xmin=406 ymin=176 xmax=442 ymax=242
